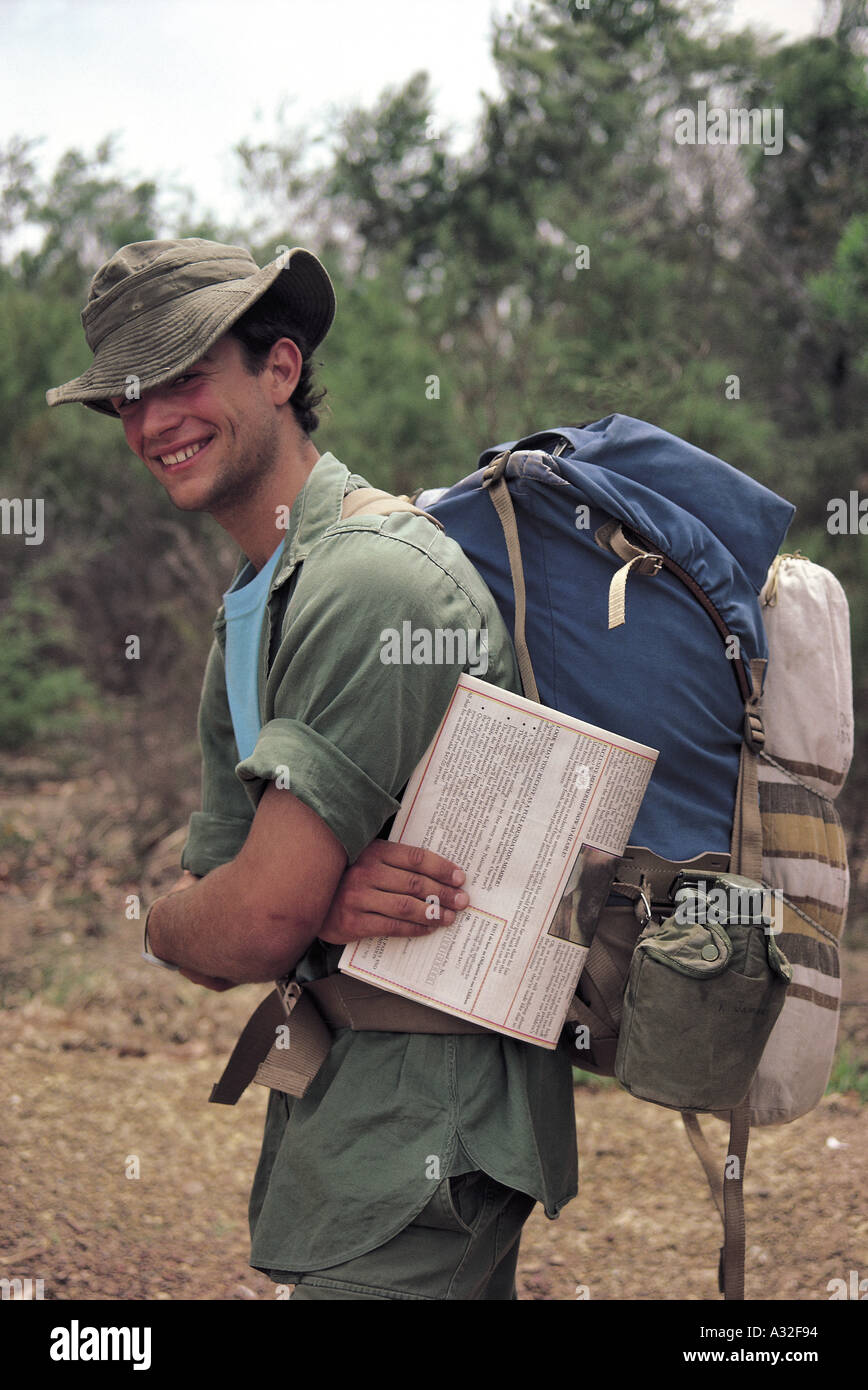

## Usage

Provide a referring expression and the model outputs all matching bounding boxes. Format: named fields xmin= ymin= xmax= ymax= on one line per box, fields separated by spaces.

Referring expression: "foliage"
xmin=0 ymin=570 xmax=96 ymax=748
xmin=826 ymin=1044 xmax=868 ymax=1104
xmin=0 ymin=1 xmax=866 ymax=898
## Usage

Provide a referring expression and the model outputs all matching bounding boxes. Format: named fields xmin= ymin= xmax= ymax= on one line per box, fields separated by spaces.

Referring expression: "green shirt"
xmin=182 ymin=452 xmax=578 ymax=1274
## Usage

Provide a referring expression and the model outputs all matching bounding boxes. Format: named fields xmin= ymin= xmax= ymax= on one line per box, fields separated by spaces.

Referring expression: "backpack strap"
xmin=339 ymin=487 xmax=444 ymax=527
xmin=482 ymin=454 xmax=542 ymax=702
xmin=680 ymin=654 xmax=767 ymax=1300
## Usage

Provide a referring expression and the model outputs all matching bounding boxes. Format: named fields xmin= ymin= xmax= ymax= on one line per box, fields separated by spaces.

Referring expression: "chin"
xmin=162 ymin=481 xmax=215 ymax=513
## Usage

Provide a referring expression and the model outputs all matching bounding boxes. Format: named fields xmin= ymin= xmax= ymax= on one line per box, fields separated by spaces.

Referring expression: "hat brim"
xmin=46 ymin=248 xmax=335 ymax=416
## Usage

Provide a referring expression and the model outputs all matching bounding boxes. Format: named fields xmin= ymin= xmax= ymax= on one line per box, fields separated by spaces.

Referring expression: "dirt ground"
xmin=1 ymin=759 xmax=866 ymax=1302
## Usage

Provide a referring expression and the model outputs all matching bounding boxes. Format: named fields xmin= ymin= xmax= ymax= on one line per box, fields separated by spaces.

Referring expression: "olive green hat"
xmin=46 ymin=237 xmax=336 ymax=416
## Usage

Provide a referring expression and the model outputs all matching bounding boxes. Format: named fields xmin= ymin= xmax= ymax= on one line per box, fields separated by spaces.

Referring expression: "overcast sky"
xmin=1 ymin=0 xmax=826 ymax=235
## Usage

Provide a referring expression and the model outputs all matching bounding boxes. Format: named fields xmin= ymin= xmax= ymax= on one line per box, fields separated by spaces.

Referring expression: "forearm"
xmin=146 ymin=860 xmax=319 ymax=983
xmin=146 ymin=788 xmax=471 ymax=988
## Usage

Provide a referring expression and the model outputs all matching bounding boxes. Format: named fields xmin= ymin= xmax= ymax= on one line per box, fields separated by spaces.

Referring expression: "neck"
xmin=213 ymin=434 xmax=320 ymax=570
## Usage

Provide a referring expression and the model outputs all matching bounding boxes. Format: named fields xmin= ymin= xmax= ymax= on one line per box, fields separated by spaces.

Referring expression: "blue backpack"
xmin=420 ymin=414 xmax=797 ymax=1300
xmin=423 ymin=415 xmax=794 ymax=860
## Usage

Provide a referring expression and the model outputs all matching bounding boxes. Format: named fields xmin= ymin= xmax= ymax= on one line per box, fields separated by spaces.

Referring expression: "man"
xmin=47 ymin=238 xmax=577 ymax=1300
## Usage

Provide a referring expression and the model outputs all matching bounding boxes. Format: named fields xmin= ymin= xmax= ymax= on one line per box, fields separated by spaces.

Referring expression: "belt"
xmin=209 ymin=974 xmax=492 ymax=1105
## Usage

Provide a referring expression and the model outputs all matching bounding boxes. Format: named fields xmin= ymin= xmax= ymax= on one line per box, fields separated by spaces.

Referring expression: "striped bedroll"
xmin=746 ymin=554 xmax=852 ymax=1126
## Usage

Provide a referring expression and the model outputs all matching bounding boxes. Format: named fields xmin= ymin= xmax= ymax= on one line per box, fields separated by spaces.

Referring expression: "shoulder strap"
xmin=481 ymin=454 xmax=541 ymax=702
xmin=340 ymin=486 xmax=443 ymax=527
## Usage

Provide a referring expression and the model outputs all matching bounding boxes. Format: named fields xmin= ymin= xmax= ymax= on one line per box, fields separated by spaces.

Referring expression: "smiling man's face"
xmin=110 ymin=334 xmax=285 ymax=519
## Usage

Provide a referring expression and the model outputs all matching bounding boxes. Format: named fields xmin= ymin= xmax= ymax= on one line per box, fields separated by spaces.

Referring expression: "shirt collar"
xmin=276 ymin=450 xmax=352 ymax=578
xmin=214 ymin=451 xmax=356 ymax=631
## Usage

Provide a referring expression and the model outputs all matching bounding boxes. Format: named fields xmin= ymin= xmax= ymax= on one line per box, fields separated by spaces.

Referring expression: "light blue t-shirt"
xmin=223 ymin=541 xmax=284 ymax=762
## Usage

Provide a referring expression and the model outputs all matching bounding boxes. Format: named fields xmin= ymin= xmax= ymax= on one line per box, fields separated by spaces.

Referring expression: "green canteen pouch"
xmin=614 ymin=874 xmax=792 ymax=1111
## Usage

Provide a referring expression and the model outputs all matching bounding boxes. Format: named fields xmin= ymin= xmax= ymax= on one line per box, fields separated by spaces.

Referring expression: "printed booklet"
xmin=340 ymin=674 xmax=658 ymax=1047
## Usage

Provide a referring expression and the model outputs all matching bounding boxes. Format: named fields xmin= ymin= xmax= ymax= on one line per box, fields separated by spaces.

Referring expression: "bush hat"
xmin=46 ymin=237 xmax=336 ymax=416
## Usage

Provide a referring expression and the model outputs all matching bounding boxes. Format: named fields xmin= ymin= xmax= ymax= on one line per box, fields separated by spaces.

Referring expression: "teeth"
xmin=161 ymin=441 xmax=205 ymax=466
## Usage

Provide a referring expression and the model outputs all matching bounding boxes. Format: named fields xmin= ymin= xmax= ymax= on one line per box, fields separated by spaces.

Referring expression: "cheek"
xmin=120 ymin=417 xmax=142 ymax=456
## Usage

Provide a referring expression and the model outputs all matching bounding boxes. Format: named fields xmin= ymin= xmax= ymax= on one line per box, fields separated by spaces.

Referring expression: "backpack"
xmin=419 ymin=414 xmax=853 ymax=1301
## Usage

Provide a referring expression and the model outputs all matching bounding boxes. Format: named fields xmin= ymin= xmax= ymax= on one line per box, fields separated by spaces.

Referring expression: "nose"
xmin=138 ymin=388 xmax=186 ymax=448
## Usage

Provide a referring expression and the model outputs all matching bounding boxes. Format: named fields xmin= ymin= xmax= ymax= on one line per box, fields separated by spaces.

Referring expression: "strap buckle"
xmin=743 ymin=709 xmax=765 ymax=752
xmin=636 ymin=880 xmax=653 ymax=926
xmin=277 ymin=977 xmax=303 ymax=1015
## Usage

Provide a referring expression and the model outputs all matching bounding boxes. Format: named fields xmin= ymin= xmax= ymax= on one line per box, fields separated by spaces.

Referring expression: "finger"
xmin=358 ymin=840 xmax=467 ymax=888
xmin=350 ymin=862 xmax=470 ymax=913
xmin=354 ymin=887 xmax=458 ymax=932
xmin=326 ymin=888 xmax=463 ymax=940
xmin=320 ymin=914 xmax=442 ymax=944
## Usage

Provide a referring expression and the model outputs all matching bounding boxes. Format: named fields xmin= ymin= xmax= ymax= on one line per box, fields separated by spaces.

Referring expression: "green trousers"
xmin=286 ymin=1172 xmax=536 ymax=1300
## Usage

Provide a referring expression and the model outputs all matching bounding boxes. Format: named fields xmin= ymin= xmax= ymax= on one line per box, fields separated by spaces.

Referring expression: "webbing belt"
xmin=209 ymin=975 xmax=491 ymax=1105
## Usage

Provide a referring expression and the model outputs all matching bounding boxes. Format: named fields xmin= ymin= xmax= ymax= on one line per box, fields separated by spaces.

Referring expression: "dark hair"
xmin=229 ymin=279 xmax=327 ymax=436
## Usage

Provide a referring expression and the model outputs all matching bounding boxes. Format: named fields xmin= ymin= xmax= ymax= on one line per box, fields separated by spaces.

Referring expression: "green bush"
xmin=0 ymin=578 xmax=96 ymax=749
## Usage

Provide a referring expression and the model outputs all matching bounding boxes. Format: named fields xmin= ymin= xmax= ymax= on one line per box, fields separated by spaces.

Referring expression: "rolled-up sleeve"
xmin=235 ymin=518 xmax=499 ymax=863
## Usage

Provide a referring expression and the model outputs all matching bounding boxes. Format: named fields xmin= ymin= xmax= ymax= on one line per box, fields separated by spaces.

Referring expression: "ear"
xmin=265 ymin=337 xmax=303 ymax=406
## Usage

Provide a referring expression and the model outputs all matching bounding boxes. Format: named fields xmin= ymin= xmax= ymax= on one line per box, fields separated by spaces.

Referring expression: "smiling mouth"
xmin=157 ymin=438 xmax=213 ymax=469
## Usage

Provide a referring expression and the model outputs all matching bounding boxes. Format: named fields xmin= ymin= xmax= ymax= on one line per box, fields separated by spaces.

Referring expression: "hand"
xmin=318 ymin=840 xmax=470 ymax=946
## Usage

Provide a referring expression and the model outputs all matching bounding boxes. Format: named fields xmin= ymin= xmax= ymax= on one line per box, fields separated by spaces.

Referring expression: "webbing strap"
xmin=722 ymin=1102 xmax=751 ymax=1301
xmin=339 ymin=487 xmax=444 ymax=528
xmin=680 ymin=655 xmax=766 ymax=1295
xmin=594 ymin=520 xmax=664 ymax=629
xmin=209 ymin=987 xmax=289 ymax=1105
xmin=730 ymin=657 xmax=766 ymax=883
xmin=595 ymin=519 xmax=646 ymax=564
xmin=607 ymin=555 xmax=662 ymax=629
xmin=680 ymin=1104 xmax=751 ymax=1300
xmin=251 ymin=985 xmax=334 ymax=1098
xmin=210 ymin=970 xmax=494 ymax=1104
xmin=481 ymin=461 xmax=541 ymax=703
xmin=209 ymin=981 xmax=333 ymax=1104
xmin=681 ymin=1112 xmax=725 ymax=1222
xmin=614 ymin=847 xmax=730 ymax=903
